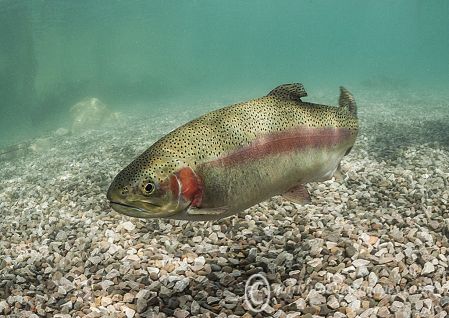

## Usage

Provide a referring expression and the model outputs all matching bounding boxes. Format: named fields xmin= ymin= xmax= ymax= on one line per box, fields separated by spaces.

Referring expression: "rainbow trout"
xmin=107 ymin=83 xmax=358 ymax=220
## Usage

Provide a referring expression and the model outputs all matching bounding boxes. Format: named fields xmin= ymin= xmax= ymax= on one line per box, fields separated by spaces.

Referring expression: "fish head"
xmin=107 ymin=158 xmax=202 ymax=219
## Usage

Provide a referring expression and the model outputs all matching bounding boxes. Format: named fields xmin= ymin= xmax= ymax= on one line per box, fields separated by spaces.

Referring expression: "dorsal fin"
xmin=268 ymin=83 xmax=307 ymax=101
xmin=339 ymin=87 xmax=357 ymax=117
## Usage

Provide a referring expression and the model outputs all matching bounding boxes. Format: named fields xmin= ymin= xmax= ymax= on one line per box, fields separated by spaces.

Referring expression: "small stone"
xmin=326 ymin=241 xmax=338 ymax=249
xmin=276 ymin=251 xmax=293 ymax=265
xmin=123 ymin=293 xmax=135 ymax=303
xmin=174 ymin=308 xmax=189 ymax=318
xmin=345 ymin=244 xmax=357 ymax=257
xmin=136 ymin=297 xmax=148 ymax=313
xmin=356 ymin=265 xmax=369 ymax=277
xmin=352 ymin=277 xmax=363 ymax=289
xmin=423 ymin=299 xmax=433 ymax=308
xmin=441 ymin=296 xmax=449 ymax=307
xmin=415 ymin=299 xmax=423 ymax=310
xmin=377 ymin=306 xmax=390 ymax=318
xmin=122 ymin=221 xmax=136 ymax=231
xmin=191 ymin=300 xmax=201 ymax=314
xmin=89 ymin=255 xmax=102 ymax=265
xmin=349 ymin=299 xmax=361 ymax=311
xmin=207 ymin=296 xmax=220 ymax=304
xmin=159 ymin=285 xmax=172 ymax=297
xmin=100 ymin=280 xmax=114 ymax=290
xmin=368 ymin=272 xmax=378 ymax=287
xmin=308 ymin=289 xmax=326 ymax=306
xmin=191 ymin=256 xmax=206 ymax=271
xmin=307 ymin=258 xmax=322 ymax=268
xmin=327 ymin=295 xmax=339 ymax=309
xmin=342 ymin=265 xmax=355 ymax=274
xmin=61 ymin=300 xmax=72 ymax=312
xmin=371 ymin=283 xmax=386 ymax=300
xmin=390 ymin=301 xmax=404 ymax=312
xmin=248 ymin=247 xmax=257 ymax=262
xmin=345 ymin=293 xmax=357 ymax=303
xmin=16 ymin=276 xmax=26 ymax=283
xmin=163 ymin=263 xmax=175 ymax=273
xmin=147 ymin=266 xmax=160 ymax=280
xmin=101 ymin=297 xmax=112 ymax=307
xmin=123 ymin=306 xmax=135 ymax=318
xmin=294 ymin=298 xmax=306 ymax=310
xmin=422 ymin=262 xmax=435 ymax=275
xmin=352 ymin=259 xmax=370 ymax=267
xmin=174 ymin=278 xmax=190 ymax=293
xmin=73 ymin=297 xmax=83 ymax=310
xmin=346 ymin=307 xmax=356 ymax=318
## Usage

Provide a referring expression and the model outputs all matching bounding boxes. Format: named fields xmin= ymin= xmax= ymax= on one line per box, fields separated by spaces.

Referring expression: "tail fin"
xmin=339 ymin=87 xmax=357 ymax=117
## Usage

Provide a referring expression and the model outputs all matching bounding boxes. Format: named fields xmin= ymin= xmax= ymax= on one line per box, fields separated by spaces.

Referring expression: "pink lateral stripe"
xmin=206 ymin=127 xmax=353 ymax=167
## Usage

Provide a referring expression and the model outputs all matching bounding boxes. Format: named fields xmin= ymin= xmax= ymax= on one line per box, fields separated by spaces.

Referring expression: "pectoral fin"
xmin=282 ymin=184 xmax=311 ymax=205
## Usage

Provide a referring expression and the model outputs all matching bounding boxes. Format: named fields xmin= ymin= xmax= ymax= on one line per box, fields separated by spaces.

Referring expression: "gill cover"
xmin=171 ymin=166 xmax=203 ymax=207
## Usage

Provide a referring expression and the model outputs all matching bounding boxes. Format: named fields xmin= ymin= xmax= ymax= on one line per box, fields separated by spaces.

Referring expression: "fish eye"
xmin=144 ymin=182 xmax=155 ymax=194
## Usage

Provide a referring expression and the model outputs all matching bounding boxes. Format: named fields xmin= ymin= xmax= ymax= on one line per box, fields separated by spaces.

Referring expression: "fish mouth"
xmin=109 ymin=200 xmax=182 ymax=219
xmin=110 ymin=200 xmax=160 ymax=209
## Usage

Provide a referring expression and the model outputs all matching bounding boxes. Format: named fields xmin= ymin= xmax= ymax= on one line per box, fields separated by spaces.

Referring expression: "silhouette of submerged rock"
xmin=70 ymin=97 xmax=120 ymax=133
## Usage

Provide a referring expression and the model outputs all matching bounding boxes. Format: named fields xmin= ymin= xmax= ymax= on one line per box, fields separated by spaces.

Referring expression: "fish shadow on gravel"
xmin=368 ymin=118 xmax=449 ymax=160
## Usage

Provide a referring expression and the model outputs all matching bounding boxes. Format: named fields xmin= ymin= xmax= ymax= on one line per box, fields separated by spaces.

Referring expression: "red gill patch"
xmin=175 ymin=167 xmax=203 ymax=207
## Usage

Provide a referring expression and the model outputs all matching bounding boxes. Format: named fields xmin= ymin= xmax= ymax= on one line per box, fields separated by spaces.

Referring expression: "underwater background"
xmin=1 ymin=0 xmax=448 ymax=146
xmin=1 ymin=1 xmax=449 ymax=317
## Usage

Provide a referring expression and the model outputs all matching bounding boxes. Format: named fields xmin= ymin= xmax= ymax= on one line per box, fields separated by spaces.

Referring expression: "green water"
xmin=1 ymin=0 xmax=448 ymax=147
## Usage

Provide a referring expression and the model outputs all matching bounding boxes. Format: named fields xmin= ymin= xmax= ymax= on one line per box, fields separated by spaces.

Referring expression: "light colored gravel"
xmin=1 ymin=90 xmax=449 ymax=317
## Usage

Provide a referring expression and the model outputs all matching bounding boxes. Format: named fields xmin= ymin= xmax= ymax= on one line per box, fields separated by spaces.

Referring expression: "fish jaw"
xmin=109 ymin=201 xmax=191 ymax=219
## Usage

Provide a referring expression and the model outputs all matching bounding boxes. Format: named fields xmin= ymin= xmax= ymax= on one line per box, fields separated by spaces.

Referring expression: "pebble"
xmin=377 ymin=306 xmax=390 ymax=317
xmin=422 ymin=262 xmax=435 ymax=275
xmin=307 ymin=289 xmax=326 ymax=306
xmin=123 ymin=306 xmax=135 ymax=318
xmin=190 ymin=256 xmax=206 ymax=271
xmin=136 ymin=297 xmax=148 ymax=313
xmin=122 ymin=221 xmax=135 ymax=231
xmin=356 ymin=265 xmax=369 ymax=277
xmin=174 ymin=308 xmax=190 ymax=318
xmin=101 ymin=297 xmax=112 ymax=307
xmin=352 ymin=259 xmax=370 ymax=267
xmin=174 ymin=278 xmax=190 ymax=292
xmin=327 ymin=295 xmax=339 ymax=309
xmin=345 ymin=244 xmax=358 ymax=257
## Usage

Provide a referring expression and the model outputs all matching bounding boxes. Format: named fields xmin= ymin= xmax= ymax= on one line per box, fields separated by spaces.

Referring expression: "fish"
xmin=107 ymin=83 xmax=358 ymax=221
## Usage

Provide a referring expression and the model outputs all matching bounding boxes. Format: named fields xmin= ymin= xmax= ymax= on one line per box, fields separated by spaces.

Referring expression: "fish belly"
xmin=198 ymin=145 xmax=347 ymax=214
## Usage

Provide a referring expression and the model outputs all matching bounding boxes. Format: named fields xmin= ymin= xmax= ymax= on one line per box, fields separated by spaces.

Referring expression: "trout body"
xmin=107 ymin=83 xmax=358 ymax=220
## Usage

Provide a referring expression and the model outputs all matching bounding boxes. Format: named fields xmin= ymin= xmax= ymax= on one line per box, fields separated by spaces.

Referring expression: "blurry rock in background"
xmin=28 ymin=137 xmax=51 ymax=153
xmin=1 ymin=98 xmax=122 ymax=160
xmin=70 ymin=97 xmax=121 ymax=134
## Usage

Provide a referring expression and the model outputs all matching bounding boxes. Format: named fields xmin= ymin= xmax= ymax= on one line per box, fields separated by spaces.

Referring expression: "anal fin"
xmin=282 ymin=184 xmax=311 ymax=205
xmin=187 ymin=207 xmax=226 ymax=216
xmin=333 ymin=163 xmax=344 ymax=182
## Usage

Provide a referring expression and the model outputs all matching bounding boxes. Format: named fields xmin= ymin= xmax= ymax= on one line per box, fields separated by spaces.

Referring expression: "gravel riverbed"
xmin=1 ymin=90 xmax=449 ymax=317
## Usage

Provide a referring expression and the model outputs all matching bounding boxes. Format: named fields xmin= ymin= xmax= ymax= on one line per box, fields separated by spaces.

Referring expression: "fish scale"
xmin=107 ymin=83 xmax=359 ymax=220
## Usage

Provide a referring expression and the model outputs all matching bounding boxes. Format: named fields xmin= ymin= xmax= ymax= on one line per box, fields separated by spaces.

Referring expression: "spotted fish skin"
xmin=107 ymin=83 xmax=358 ymax=220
